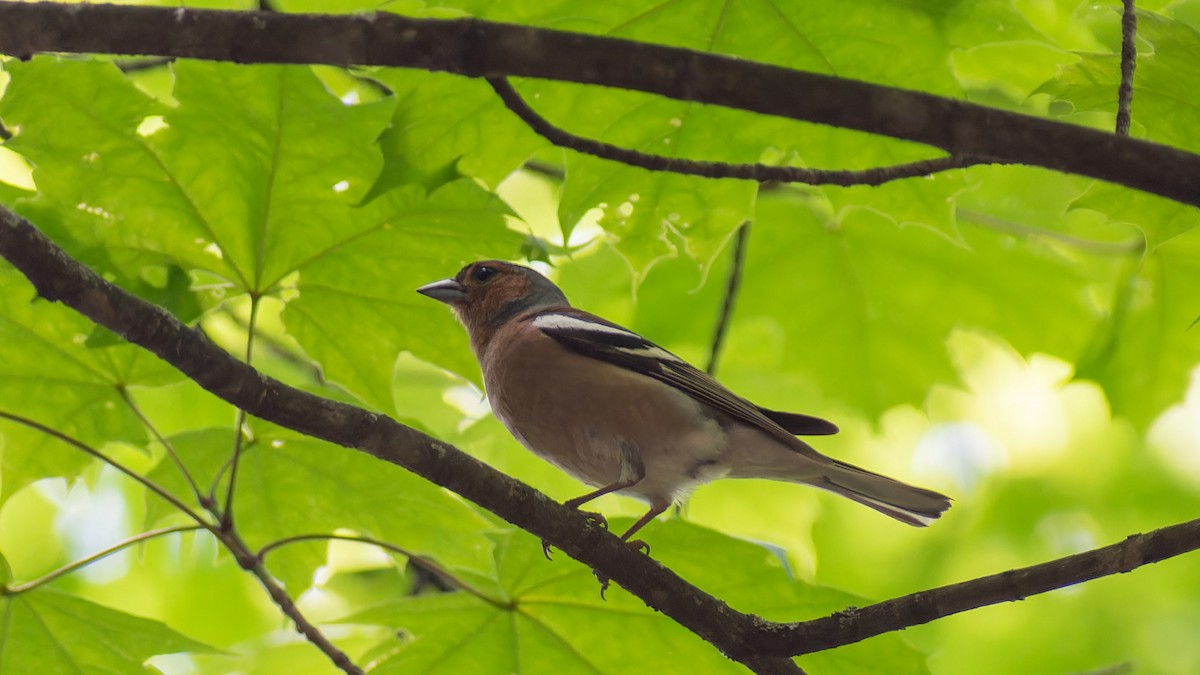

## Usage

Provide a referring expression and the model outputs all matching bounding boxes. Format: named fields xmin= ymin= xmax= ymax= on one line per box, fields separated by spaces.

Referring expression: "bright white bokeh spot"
xmin=75 ymin=202 xmax=114 ymax=220
xmin=1036 ymin=510 xmax=1099 ymax=562
xmin=444 ymin=383 xmax=491 ymax=432
xmin=1149 ymin=365 xmax=1200 ymax=490
xmin=332 ymin=180 xmax=350 ymax=193
xmin=942 ymin=331 xmax=1074 ymax=471
xmin=912 ymin=422 xmax=1005 ymax=493
xmin=54 ymin=472 xmax=130 ymax=584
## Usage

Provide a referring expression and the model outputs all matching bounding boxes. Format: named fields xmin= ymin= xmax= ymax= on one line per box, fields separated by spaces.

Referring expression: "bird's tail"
xmin=811 ymin=459 xmax=951 ymax=526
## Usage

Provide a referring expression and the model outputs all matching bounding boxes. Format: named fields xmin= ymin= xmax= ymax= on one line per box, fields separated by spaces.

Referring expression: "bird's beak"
xmin=416 ymin=278 xmax=467 ymax=304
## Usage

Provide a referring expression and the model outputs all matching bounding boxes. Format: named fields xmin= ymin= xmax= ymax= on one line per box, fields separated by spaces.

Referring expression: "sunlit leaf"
xmin=283 ymin=180 xmax=524 ymax=408
xmin=0 ymin=268 xmax=174 ymax=501
xmin=146 ymin=423 xmax=500 ymax=592
xmin=0 ymin=587 xmax=213 ymax=673
xmin=343 ymin=522 xmax=929 ymax=674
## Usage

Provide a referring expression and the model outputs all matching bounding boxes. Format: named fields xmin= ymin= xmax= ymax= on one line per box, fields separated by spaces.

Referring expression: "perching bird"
xmin=418 ymin=260 xmax=950 ymax=548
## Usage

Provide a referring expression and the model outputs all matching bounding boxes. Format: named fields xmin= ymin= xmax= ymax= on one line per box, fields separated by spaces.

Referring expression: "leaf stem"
xmin=0 ymin=410 xmax=210 ymax=525
xmin=0 ymin=408 xmax=361 ymax=674
xmin=218 ymin=294 xmax=261 ymax=528
xmin=706 ymin=221 xmax=750 ymax=376
xmin=258 ymin=533 xmax=506 ymax=608
xmin=3 ymin=525 xmax=207 ymax=595
xmin=214 ymin=528 xmax=365 ymax=675
xmin=959 ymin=208 xmax=1144 ymax=256
xmin=117 ymin=385 xmax=206 ymax=508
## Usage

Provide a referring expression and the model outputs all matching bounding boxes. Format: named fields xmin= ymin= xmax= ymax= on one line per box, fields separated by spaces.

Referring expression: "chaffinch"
xmin=418 ymin=260 xmax=950 ymax=548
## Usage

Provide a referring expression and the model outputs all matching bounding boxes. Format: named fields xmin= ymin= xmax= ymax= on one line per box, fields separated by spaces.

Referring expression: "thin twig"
xmin=706 ymin=221 xmax=750 ymax=376
xmin=3 ymin=525 xmax=207 ymax=594
xmin=1116 ymin=0 xmax=1138 ymax=136
xmin=0 ymin=411 xmax=361 ymax=675
xmin=958 ymin=209 xmax=1144 ymax=255
xmin=117 ymin=386 xmax=207 ymax=508
xmin=487 ymin=77 xmax=983 ymax=186
xmin=219 ymin=305 xmax=325 ymax=383
xmin=218 ymin=295 xmax=261 ymax=528
xmin=258 ymin=533 xmax=503 ymax=606
xmin=0 ymin=410 xmax=209 ymax=524
xmin=216 ymin=528 xmax=365 ymax=675
xmin=523 ymin=160 xmax=565 ymax=181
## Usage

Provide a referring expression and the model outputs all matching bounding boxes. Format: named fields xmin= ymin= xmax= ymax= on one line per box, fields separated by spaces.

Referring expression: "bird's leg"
xmin=616 ymin=499 xmax=671 ymax=555
xmin=593 ymin=498 xmax=671 ymax=598
xmin=543 ymin=440 xmax=644 ymax=559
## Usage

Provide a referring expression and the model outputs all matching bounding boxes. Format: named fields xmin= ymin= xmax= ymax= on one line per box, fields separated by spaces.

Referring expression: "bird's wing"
xmin=758 ymin=408 xmax=839 ymax=435
xmin=529 ymin=310 xmax=838 ymax=445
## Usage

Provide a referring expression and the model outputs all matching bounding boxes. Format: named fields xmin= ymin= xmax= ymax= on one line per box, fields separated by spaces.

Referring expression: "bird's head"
xmin=417 ymin=260 xmax=570 ymax=338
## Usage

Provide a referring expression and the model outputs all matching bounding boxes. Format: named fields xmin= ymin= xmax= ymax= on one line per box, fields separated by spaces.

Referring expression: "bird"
xmin=418 ymin=260 xmax=950 ymax=550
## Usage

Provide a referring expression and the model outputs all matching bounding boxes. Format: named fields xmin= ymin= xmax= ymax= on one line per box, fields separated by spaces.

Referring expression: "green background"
xmin=1 ymin=0 xmax=1198 ymax=673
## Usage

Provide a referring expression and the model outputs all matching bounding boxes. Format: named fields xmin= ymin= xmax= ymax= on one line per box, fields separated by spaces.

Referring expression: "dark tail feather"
xmin=816 ymin=460 xmax=951 ymax=526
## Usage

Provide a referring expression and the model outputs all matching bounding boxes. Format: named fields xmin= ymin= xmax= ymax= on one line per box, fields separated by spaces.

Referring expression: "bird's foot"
xmin=582 ymin=510 xmax=608 ymax=530
xmin=542 ymin=511 xmax=610 ymax=560
xmin=624 ymin=539 xmax=651 ymax=556
xmin=594 ymin=568 xmax=612 ymax=598
xmin=592 ymin=539 xmax=652 ymax=599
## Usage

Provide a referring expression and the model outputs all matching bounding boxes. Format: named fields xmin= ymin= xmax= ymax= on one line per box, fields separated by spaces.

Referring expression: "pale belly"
xmin=483 ymin=335 xmax=731 ymax=504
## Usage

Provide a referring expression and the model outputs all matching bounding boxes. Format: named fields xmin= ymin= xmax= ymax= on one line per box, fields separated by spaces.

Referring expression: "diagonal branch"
xmin=4 ymin=194 xmax=1200 ymax=669
xmin=0 ymin=2 xmax=1198 ymax=207
xmin=486 ymin=77 xmax=984 ymax=186
xmin=756 ymin=516 xmax=1200 ymax=655
xmin=0 ymin=204 xmax=791 ymax=673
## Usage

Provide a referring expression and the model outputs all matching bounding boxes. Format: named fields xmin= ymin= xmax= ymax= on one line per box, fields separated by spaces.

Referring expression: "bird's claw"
xmin=593 ymin=568 xmax=611 ymax=598
xmin=625 ymin=539 xmax=651 ymax=556
xmin=591 ymin=540 xmax=651 ymax=599
xmin=542 ymin=511 xmax=609 ymax=560
xmin=582 ymin=511 xmax=608 ymax=530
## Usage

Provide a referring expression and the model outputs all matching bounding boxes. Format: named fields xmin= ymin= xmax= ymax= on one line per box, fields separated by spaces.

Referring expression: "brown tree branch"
xmin=4 ymin=193 xmax=1200 ymax=670
xmin=758 ymin=517 xmax=1200 ymax=655
xmin=0 ymin=2 xmax=1198 ymax=207
xmin=0 ymin=205 xmax=793 ymax=673
xmin=486 ymin=77 xmax=984 ymax=186
xmin=1116 ymin=0 xmax=1138 ymax=136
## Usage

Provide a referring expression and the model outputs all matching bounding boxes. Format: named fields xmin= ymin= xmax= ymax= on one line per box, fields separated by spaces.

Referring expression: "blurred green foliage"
xmin=1 ymin=0 xmax=1199 ymax=673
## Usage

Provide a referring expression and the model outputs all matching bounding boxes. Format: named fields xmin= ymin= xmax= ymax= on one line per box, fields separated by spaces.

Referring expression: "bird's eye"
xmin=471 ymin=265 xmax=498 ymax=283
